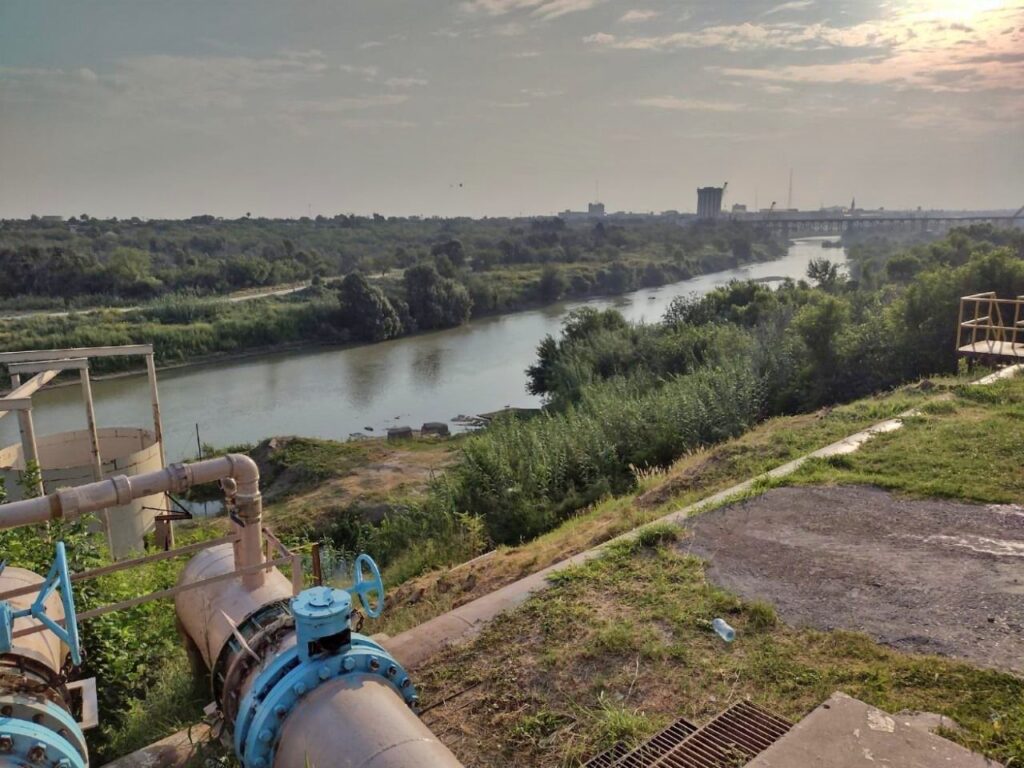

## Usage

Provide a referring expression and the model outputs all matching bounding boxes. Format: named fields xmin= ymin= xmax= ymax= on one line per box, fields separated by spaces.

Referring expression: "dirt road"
xmin=686 ymin=485 xmax=1024 ymax=674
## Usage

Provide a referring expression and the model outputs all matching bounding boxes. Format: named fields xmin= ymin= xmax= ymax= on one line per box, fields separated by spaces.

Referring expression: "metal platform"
xmin=958 ymin=341 xmax=1024 ymax=359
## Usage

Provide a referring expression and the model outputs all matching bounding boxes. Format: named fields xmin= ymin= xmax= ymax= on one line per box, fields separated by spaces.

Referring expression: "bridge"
xmin=729 ymin=209 xmax=1022 ymax=236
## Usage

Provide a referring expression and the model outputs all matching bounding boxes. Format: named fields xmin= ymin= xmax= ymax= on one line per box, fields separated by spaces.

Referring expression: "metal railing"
xmin=957 ymin=292 xmax=1024 ymax=357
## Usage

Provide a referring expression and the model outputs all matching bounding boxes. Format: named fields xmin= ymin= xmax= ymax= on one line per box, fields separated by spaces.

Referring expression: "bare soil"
xmin=685 ymin=485 xmax=1024 ymax=674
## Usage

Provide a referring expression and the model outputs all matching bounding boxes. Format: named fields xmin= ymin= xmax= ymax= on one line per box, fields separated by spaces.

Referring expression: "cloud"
xmin=512 ymin=50 xmax=542 ymax=58
xmin=584 ymin=21 xmax=900 ymax=52
xmin=618 ymin=9 xmax=659 ymax=23
xmin=340 ymin=64 xmax=379 ymax=80
xmin=635 ymin=96 xmax=746 ymax=112
xmin=385 ymin=77 xmax=429 ymax=88
xmin=460 ymin=0 xmax=604 ymax=21
xmin=76 ymin=67 xmax=99 ymax=84
xmin=491 ymin=21 xmax=527 ymax=35
xmin=285 ymin=94 xmax=410 ymax=115
xmin=521 ymin=87 xmax=563 ymax=97
xmin=762 ymin=0 xmax=814 ymax=17
xmin=358 ymin=41 xmax=384 ymax=49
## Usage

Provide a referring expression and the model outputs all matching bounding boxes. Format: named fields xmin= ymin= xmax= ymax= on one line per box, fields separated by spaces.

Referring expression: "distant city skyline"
xmin=1 ymin=1 xmax=1022 ymax=219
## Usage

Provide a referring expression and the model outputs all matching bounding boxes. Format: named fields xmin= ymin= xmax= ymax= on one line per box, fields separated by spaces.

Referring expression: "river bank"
xmin=0 ymin=238 xmax=844 ymax=460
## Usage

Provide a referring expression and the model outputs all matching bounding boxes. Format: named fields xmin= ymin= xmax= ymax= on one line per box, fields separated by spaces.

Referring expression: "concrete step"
xmin=745 ymin=692 xmax=1003 ymax=767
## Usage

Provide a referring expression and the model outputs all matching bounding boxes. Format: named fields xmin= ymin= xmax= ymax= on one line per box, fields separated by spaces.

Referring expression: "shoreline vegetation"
xmin=0 ymin=216 xmax=785 ymax=374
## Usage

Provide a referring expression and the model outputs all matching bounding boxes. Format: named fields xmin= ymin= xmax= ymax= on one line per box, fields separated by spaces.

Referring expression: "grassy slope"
xmin=376 ymin=380 xmax=940 ymax=635
xmin=407 ymin=375 xmax=1024 ymax=766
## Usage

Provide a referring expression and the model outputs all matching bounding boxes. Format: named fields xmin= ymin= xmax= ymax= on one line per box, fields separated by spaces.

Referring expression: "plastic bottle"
xmin=712 ymin=618 xmax=735 ymax=643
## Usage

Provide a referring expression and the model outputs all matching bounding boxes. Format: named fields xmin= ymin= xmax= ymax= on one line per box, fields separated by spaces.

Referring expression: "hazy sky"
xmin=1 ymin=1 xmax=1022 ymax=218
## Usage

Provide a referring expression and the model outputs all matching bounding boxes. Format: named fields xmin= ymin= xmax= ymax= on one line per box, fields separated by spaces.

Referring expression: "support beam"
xmin=0 ymin=345 xmax=153 ymax=365
xmin=5 ymin=373 xmax=43 ymax=497
xmin=145 ymin=353 xmax=172 ymax=549
xmin=7 ymin=358 xmax=88 ymax=376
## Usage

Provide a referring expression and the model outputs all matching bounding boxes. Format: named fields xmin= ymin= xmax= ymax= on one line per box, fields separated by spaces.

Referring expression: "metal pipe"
xmin=0 ymin=453 xmax=266 ymax=585
xmin=175 ymin=545 xmax=463 ymax=768
xmin=275 ymin=676 xmax=462 ymax=768
xmin=175 ymin=544 xmax=293 ymax=669
xmin=0 ymin=568 xmax=65 ymax=674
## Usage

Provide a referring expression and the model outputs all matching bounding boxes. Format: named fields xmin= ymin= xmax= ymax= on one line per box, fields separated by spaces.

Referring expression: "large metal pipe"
xmin=275 ymin=676 xmax=461 ymax=768
xmin=175 ymin=544 xmax=463 ymax=768
xmin=175 ymin=544 xmax=293 ymax=669
xmin=0 ymin=568 xmax=65 ymax=674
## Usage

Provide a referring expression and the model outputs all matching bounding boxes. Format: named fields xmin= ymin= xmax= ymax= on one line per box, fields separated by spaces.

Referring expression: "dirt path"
xmin=685 ymin=485 xmax=1024 ymax=674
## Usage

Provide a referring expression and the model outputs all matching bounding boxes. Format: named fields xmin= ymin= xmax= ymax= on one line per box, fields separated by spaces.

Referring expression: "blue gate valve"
xmin=234 ymin=554 xmax=418 ymax=768
xmin=0 ymin=541 xmax=81 ymax=665
xmin=0 ymin=542 xmax=87 ymax=768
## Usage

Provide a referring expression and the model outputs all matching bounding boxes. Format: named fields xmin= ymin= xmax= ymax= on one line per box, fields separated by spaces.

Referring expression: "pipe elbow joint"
xmin=226 ymin=453 xmax=260 ymax=497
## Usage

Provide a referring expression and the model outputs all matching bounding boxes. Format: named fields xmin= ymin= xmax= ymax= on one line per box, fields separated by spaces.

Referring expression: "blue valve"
xmin=350 ymin=552 xmax=384 ymax=619
xmin=235 ymin=554 xmax=414 ymax=768
xmin=0 ymin=542 xmax=81 ymax=665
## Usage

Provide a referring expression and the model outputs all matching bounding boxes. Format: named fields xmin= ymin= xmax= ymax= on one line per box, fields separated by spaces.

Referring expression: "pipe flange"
xmin=54 ymin=489 xmax=79 ymax=521
xmin=234 ymin=634 xmax=418 ymax=768
xmin=110 ymin=475 xmax=132 ymax=506
xmin=166 ymin=463 xmax=191 ymax=494
xmin=0 ymin=696 xmax=87 ymax=768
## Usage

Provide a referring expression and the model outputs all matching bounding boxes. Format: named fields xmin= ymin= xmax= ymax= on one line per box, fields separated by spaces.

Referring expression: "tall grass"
xmin=449 ymin=362 xmax=762 ymax=544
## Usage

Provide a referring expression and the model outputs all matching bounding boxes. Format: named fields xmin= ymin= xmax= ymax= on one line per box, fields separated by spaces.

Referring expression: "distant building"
xmin=731 ymin=203 xmax=747 ymax=213
xmin=696 ymin=187 xmax=724 ymax=220
xmin=560 ymin=201 xmax=607 ymax=220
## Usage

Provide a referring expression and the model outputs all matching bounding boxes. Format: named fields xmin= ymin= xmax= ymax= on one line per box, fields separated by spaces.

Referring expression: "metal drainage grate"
xmin=584 ymin=717 xmax=698 ymax=768
xmin=650 ymin=700 xmax=792 ymax=768
xmin=583 ymin=742 xmax=631 ymax=768
xmin=586 ymin=701 xmax=792 ymax=768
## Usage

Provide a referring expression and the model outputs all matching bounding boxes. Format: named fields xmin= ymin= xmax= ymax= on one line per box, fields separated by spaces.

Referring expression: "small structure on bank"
xmin=957 ymin=292 xmax=1024 ymax=361
xmin=0 ymin=345 xmax=170 ymax=558
xmin=421 ymin=421 xmax=450 ymax=437
xmin=387 ymin=425 xmax=414 ymax=441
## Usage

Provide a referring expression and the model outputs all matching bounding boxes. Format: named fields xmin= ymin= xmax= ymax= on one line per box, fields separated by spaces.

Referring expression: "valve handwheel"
xmin=351 ymin=553 xmax=384 ymax=619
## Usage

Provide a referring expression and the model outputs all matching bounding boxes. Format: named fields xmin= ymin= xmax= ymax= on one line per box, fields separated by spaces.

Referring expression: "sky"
xmin=1 ymin=0 xmax=1022 ymax=218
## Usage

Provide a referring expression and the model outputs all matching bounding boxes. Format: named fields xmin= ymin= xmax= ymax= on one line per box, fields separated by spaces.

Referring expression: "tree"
xmin=336 ymin=272 xmax=403 ymax=342
xmin=431 ymin=239 xmax=466 ymax=268
xmin=403 ymin=263 xmax=473 ymax=330
xmin=807 ymin=257 xmax=841 ymax=291
xmin=537 ymin=265 xmax=566 ymax=303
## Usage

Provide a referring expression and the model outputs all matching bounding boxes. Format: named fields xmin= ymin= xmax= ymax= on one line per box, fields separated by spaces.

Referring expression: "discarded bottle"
xmin=712 ymin=618 xmax=736 ymax=643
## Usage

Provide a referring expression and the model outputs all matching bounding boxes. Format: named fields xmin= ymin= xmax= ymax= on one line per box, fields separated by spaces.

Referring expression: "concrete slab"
xmin=746 ymin=693 xmax=1002 ymax=767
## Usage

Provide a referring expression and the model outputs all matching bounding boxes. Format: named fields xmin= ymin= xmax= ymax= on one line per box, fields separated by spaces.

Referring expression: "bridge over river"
xmin=733 ymin=209 xmax=1022 ymax=235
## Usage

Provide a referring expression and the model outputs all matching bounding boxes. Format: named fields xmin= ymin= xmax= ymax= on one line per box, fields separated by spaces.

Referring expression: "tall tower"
xmin=696 ymin=186 xmax=724 ymax=220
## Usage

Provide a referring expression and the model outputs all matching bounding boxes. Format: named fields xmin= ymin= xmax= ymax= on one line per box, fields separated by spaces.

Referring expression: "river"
xmin=0 ymin=237 xmax=845 ymax=461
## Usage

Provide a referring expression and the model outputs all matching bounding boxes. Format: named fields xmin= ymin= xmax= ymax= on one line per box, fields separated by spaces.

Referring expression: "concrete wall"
xmin=0 ymin=427 xmax=166 ymax=558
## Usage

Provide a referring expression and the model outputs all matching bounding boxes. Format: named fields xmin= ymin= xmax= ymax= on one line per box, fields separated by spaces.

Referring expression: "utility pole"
xmin=787 ymin=168 xmax=793 ymax=210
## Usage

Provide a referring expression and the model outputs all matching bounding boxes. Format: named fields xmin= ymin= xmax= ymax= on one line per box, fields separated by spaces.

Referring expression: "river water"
xmin=1 ymin=238 xmax=844 ymax=461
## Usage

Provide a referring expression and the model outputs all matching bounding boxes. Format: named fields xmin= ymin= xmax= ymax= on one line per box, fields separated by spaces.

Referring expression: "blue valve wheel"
xmin=352 ymin=553 xmax=384 ymax=619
